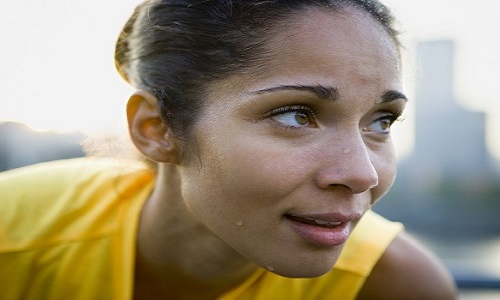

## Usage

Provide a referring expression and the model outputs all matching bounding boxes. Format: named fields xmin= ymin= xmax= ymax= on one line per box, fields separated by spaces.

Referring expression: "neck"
xmin=134 ymin=164 xmax=257 ymax=299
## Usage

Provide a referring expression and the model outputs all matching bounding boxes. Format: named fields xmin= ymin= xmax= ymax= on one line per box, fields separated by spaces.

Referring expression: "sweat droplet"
xmin=267 ymin=266 xmax=275 ymax=272
xmin=236 ymin=221 xmax=243 ymax=227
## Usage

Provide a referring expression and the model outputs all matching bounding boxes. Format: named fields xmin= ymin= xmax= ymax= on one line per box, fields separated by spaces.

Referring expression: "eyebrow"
xmin=380 ymin=90 xmax=408 ymax=103
xmin=249 ymin=84 xmax=408 ymax=103
xmin=250 ymin=84 xmax=339 ymax=102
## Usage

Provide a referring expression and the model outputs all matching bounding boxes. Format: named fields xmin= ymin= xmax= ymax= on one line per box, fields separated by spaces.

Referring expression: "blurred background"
xmin=1 ymin=0 xmax=499 ymax=298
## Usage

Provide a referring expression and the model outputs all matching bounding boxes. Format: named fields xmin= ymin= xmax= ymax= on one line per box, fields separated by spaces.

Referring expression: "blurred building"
xmin=403 ymin=40 xmax=495 ymax=190
xmin=376 ymin=40 xmax=500 ymax=237
xmin=0 ymin=122 xmax=85 ymax=172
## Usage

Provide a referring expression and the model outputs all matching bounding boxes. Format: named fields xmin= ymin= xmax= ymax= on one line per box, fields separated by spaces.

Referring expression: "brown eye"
xmin=272 ymin=111 xmax=313 ymax=127
xmin=366 ymin=115 xmax=397 ymax=134
xmin=380 ymin=119 xmax=391 ymax=130
xmin=265 ymin=105 xmax=318 ymax=128
xmin=294 ymin=112 xmax=310 ymax=126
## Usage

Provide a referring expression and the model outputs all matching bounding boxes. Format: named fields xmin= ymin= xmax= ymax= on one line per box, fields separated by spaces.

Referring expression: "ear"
xmin=127 ymin=90 xmax=179 ymax=164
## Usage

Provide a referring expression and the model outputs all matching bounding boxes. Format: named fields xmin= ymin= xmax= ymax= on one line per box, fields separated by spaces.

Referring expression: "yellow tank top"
xmin=0 ymin=158 xmax=402 ymax=299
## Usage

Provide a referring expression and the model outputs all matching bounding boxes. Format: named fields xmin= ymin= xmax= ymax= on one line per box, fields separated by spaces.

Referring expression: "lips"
xmin=284 ymin=212 xmax=361 ymax=247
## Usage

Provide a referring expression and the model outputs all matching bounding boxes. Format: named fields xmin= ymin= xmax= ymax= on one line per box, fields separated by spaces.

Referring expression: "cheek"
xmin=181 ymin=136 xmax=313 ymax=225
xmin=207 ymin=141 xmax=310 ymax=206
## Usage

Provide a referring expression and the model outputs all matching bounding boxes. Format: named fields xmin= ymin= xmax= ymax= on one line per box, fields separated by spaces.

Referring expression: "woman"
xmin=0 ymin=0 xmax=457 ymax=299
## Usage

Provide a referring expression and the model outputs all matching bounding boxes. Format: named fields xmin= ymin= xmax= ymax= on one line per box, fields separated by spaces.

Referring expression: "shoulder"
xmin=334 ymin=210 xmax=404 ymax=276
xmin=357 ymin=231 xmax=458 ymax=299
xmin=0 ymin=158 xmax=154 ymax=252
xmin=0 ymin=157 xmax=149 ymax=181
xmin=0 ymin=157 xmax=153 ymax=212
xmin=0 ymin=157 xmax=152 ymax=194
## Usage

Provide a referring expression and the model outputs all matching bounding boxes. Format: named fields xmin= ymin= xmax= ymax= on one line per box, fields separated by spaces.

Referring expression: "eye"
xmin=365 ymin=114 xmax=400 ymax=134
xmin=265 ymin=105 xmax=318 ymax=128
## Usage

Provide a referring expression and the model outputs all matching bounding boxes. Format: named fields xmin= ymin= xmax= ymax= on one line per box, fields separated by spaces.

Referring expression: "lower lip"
xmin=286 ymin=217 xmax=350 ymax=247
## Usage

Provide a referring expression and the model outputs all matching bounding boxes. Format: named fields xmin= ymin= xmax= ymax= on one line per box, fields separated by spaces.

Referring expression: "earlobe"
xmin=127 ymin=90 xmax=179 ymax=164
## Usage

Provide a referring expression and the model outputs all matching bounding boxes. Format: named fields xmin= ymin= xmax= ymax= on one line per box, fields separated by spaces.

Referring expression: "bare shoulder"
xmin=357 ymin=231 xmax=458 ymax=300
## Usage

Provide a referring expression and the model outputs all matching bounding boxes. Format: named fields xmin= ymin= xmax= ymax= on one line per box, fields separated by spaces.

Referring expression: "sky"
xmin=1 ymin=0 xmax=499 ymax=160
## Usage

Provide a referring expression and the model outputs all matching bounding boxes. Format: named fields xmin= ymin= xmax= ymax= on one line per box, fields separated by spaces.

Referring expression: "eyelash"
xmin=388 ymin=112 xmax=405 ymax=124
xmin=266 ymin=105 xmax=318 ymax=115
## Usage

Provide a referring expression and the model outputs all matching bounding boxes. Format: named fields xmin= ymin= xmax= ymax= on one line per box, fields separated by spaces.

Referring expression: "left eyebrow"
xmin=249 ymin=84 xmax=339 ymax=102
xmin=380 ymin=90 xmax=408 ymax=103
xmin=249 ymin=85 xmax=407 ymax=104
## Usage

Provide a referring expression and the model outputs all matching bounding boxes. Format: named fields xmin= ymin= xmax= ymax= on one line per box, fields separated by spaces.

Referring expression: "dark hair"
xmin=115 ymin=0 xmax=399 ymax=139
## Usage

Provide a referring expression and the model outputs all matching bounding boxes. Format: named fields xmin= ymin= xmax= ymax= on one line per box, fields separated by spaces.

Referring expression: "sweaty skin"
xmin=177 ymin=6 xmax=404 ymax=278
xmin=130 ymin=6 xmax=455 ymax=300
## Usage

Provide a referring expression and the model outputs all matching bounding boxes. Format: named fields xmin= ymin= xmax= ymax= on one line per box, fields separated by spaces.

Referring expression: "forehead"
xmin=206 ymin=6 xmax=401 ymax=103
xmin=265 ymin=6 xmax=400 ymax=74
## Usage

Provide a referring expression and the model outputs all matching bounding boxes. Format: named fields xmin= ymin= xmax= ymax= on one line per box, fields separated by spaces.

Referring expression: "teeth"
xmin=314 ymin=219 xmax=329 ymax=225
xmin=326 ymin=221 xmax=342 ymax=226
xmin=304 ymin=217 xmax=342 ymax=226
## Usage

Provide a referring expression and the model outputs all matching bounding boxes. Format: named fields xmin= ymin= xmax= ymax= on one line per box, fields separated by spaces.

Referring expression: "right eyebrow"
xmin=379 ymin=90 xmax=408 ymax=103
xmin=248 ymin=84 xmax=340 ymax=102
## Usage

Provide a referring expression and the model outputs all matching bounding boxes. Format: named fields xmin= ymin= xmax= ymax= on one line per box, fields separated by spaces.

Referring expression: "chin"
xmin=272 ymin=264 xmax=335 ymax=279
xmin=264 ymin=251 xmax=342 ymax=278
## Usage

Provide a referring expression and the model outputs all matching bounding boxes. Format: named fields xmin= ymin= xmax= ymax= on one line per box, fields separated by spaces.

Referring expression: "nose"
xmin=314 ymin=134 xmax=379 ymax=194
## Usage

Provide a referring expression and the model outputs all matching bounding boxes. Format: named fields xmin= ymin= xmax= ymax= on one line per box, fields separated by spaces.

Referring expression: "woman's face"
xmin=177 ymin=7 xmax=405 ymax=277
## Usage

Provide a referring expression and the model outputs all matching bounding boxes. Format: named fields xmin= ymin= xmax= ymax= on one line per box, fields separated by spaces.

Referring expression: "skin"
xmin=128 ymin=6 xmax=457 ymax=300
